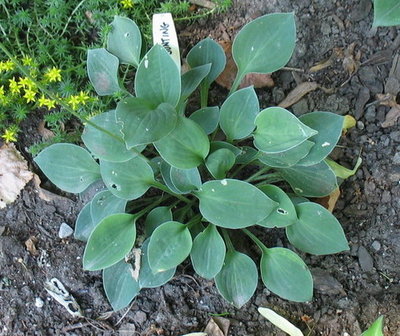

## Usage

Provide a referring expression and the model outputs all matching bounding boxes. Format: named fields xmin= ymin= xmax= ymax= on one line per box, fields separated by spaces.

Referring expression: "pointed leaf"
xmin=83 ymin=213 xmax=136 ymax=271
xmin=286 ymin=202 xmax=349 ymax=255
xmin=170 ymin=166 xmax=202 ymax=193
xmin=215 ymin=250 xmax=258 ymax=308
xmin=190 ymin=224 xmax=226 ymax=279
xmin=361 ymin=316 xmax=384 ymax=336
xmin=257 ymin=185 xmax=297 ymax=228
xmin=90 ymin=190 xmax=127 ymax=224
xmin=181 ymin=64 xmax=211 ymax=99
xmin=116 ymin=97 xmax=177 ymax=147
xmin=373 ymin=0 xmax=400 ymax=27
xmin=220 ymin=86 xmax=259 ymax=140
xmin=148 ymin=221 xmax=192 ymax=272
xmin=326 ymin=157 xmax=362 ymax=179
xmin=210 ymin=141 xmax=242 ymax=156
xmin=277 ymin=161 xmax=338 ymax=197
xmin=160 ymin=161 xmax=183 ymax=194
xmin=82 ymin=110 xmax=143 ymax=162
xmin=189 ymin=106 xmax=220 ymax=135
xmin=258 ymin=307 xmax=305 ymax=336
xmin=87 ymin=48 xmax=120 ymax=96
xmin=257 ymin=141 xmax=314 ymax=168
xmin=34 ymin=143 xmax=100 ymax=193
xmin=187 ymin=38 xmax=226 ymax=86
xmin=205 ymin=148 xmax=236 ymax=179
xmin=233 ymin=13 xmax=296 ymax=76
xmin=235 ymin=146 xmax=258 ymax=164
xmin=100 ymin=156 xmax=154 ymax=200
xmin=254 ymin=107 xmax=317 ymax=154
xmin=139 ymin=239 xmax=176 ymax=288
xmin=103 ymin=260 xmax=140 ymax=311
xmin=154 ymin=116 xmax=210 ymax=169
xmin=297 ymin=112 xmax=344 ymax=166
xmin=196 ymin=179 xmax=278 ymax=229
xmin=260 ymin=247 xmax=313 ymax=302
xmin=144 ymin=206 xmax=173 ymax=237
xmin=107 ymin=16 xmax=142 ymax=66
xmin=74 ymin=202 xmax=94 ymax=241
xmin=135 ymin=44 xmax=181 ymax=107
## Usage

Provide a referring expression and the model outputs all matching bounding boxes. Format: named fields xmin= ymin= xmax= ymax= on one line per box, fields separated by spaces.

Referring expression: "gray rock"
xmin=388 ymin=166 xmax=400 ymax=182
xmin=312 ymin=268 xmax=345 ymax=295
xmin=292 ymin=98 xmax=309 ymax=116
xmin=58 ymin=222 xmax=73 ymax=239
xmin=358 ymin=246 xmax=374 ymax=272
xmin=132 ymin=310 xmax=147 ymax=324
xmin=372 ymin=241 xmax=381 ymax=251
xmin=390 ymin=131 xmax=400 ymax=142
xmin=119 ymin=323 xmax=136 ymax=336
xmin=364 ymin=105 xmax=376 ymax=122
xmin=393 ymin=152 xmax=400 ymax=165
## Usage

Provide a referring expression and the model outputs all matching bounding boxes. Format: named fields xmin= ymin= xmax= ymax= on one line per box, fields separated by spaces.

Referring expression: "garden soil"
xmin=1 ymin=0 xmax=399 ymax=335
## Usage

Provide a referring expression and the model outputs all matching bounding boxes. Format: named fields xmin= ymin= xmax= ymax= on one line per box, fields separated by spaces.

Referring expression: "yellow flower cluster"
xmin=0 ymin=60 xmax=14 ymax=72
xmin=67 ymin=91 xmax=90 ymax=110
xmin=1 ymin=128 xmax=17 ymax=143
xmin=120 ymin=0 xmax=134 ymax=9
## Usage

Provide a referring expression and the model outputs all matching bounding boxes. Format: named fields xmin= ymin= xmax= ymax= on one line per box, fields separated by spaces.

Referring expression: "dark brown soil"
xmin=1 ymin=0 xmax=400 ymax=335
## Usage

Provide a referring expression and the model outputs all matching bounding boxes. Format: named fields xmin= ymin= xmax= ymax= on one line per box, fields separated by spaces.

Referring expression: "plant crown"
xmin=35 ymin=13 xmax=353 ymax=310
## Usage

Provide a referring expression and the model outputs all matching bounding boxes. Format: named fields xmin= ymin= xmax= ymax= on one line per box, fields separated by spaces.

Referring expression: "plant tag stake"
xmin=152 ymin=13 xmax=181 ymax=72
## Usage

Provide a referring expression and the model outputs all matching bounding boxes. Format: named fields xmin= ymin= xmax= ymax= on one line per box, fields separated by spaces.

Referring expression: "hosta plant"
xmin=35 ymin=13 xmax=352 ymax=310
xmin=373 ymin=0 xmax=400 ymax=27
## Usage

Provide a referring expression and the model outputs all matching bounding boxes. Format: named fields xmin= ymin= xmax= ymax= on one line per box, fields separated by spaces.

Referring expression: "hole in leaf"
xmin=277 ymin=208 xmax=288 ymax=215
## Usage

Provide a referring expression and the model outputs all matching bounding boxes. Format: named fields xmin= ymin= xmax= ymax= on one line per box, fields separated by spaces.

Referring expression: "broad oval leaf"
xmin=189 ymin=106 xmax=220 ymax=135
xmin=373 ymin=0 xmax=400 ymax=27
xmin=148 ymin=221 xmax=192 ymax=272
xmin=107 ymin=16 xmax=142 ymax=66
xmin=90 ymin=190 xmax=127 ymax=224
xmin=210 ymin=141 xmax=242 ymax=156
xmin=297 ymin=112 xmax=344 ymax=166
xmin=82 ymin=110 xmax=139 ymax=162
xmin=205 ymin=148 xmax=236 ymax=179
xmin=160 ymin=161 xmax=183 ymax=194
xmin=116 ymin=97 xmax=177 ymax=148
xmin=87 ymin=48 xmax=120 ymax=96
xmin=236 ymin=146 xmax=258 ymax=164
xmin=103 ymin=260 xmax=140 ymax=311
xmin=135 ymin=44 xmax=181 ymax=107
xmin=187 ymin=38 xmax=226 ymax=86
xmin=100 ymin=156 xmax=154 ymax=200
xmin=83 ymin=213 xmax=136 ymax=271
xmin=260 ymin=247 xmax=313 ymax=302
xmin=286 ymin=202 xmax=349 ymax=255
xmin=34 ymin=143 xmax=101 ymax=193
xmin=254 ymin=107 xmax=317 ymax=154
xmin=74 ymin=202 xmax=94 ymax=241
xmin=220 ymin=86 xmax=259 ymax=140
xmin=215 ymin=250 xmax=258 ymax=308
xmin=190 ymin=224 xmax=226 ymax=279
xmin=277 ymin=161 xmax=338 ymax=197
xmin=196 ymin=179 xmax=278 ymax=229
xmin=144 ymin=206 xmax=172 ymax=237
xmin=139 ymin=239 xmax=176 ymax=288
xmin=232 ymin=13 xmax=296 ymax=76
xmin=257 ymin=185 xmax=297 ymax=228
xmin=170 ymin=166 xmax=202 ymax=193
xmin=257 ymin=141 xmax=314 ymax=168
xmin=181 ymin=64 xmax=211 ymax=99
xmin=154 ymin=116 xmax=210 ymax=169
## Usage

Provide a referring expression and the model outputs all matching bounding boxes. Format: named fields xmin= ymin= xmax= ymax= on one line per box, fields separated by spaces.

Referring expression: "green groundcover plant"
xmin=35 ymin=13 xmax=354 ymax=310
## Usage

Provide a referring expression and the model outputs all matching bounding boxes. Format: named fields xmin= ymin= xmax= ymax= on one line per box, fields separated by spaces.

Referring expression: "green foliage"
xmin=373 ymin=0 xmax=400 ymax=27
xmin=35 ymin=13 xmax=354 ymax=311
xmin=361 ymin=316 xmax=384 ymax=336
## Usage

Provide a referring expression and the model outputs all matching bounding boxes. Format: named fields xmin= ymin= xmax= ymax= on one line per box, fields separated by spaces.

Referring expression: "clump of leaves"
xmin=373 ymin=0 xmax=400 ymax=27
xmin=35 ymin=13 xmax=353 ymax=310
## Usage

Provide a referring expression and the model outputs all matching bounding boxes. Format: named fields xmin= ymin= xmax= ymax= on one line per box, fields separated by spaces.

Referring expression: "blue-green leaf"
xmin=181 ymin=64 xmax=211 ymax=99
xmin=74 ymin=202 xmax=94 ymax=241
xmin=373 ymin=0 xmax=400 ymax=27
xmin=189 ymin=106 xmax=220 ymax=135
xmin=205 ymin=148 xmax=236 ymax=179
xmin=34 ymin=144 xmax=101 ymax=193
xmin=170 ymin=166 xmax=202 ymax=193
xmin=90 ymin=190 xmax=127 ymax=225
xmin=144 ymin=206 xmax=173 ymax=237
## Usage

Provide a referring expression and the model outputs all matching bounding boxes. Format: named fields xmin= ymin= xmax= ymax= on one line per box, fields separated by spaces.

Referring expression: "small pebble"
xmin=58 ymin=223 xmax=73 ymax=239
xmin=372 ymin=240 xmax=381 ymax=251
xmin=358 ymin=246 xmax=374 ymax=272
xmin=35 ymin=297 xmax=44 ymax=308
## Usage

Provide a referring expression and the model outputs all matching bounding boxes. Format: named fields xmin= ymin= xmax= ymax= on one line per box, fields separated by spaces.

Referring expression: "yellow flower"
xmin=22 ymin=56 xmax=33 ymax=66
xmin=120 ymin=0 xmax=134 ymax=9
xmin=1 ymin=129 xmax=17 ymax=142
xmin=23 ymin=89 xmax=36 ymax=103
xmin=44 ymin=67 xmax=62 ymax=82
xmin=0 ymin=85 xmax=4 ymax=97
xmin=18 ymin=77 xmax=32 ymax=88
xmin=68 ymin=95 xmax=80 ymax=110
xmin=38 ymin=95 xmax=56 ymax=109
xmin=77 ymin=91 xmax=90 ymax=104
xmin=2 ymin=60 xmax=14 ymax=71
xmin=8 ymin=77 xmax=20 ymax=95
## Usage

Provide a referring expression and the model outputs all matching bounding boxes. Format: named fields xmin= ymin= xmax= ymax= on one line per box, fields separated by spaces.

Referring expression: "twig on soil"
xmin=190 ymin=0 xmax=216 ymax=9
xmin=281 ymin=66 xmax=305 ymax=72
xmin=115 ymin=300 xmax=136 ymax=326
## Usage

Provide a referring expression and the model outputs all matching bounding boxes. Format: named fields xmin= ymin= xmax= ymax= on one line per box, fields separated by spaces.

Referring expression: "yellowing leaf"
xmin=258 ymin=307 xmax=304 ymax=336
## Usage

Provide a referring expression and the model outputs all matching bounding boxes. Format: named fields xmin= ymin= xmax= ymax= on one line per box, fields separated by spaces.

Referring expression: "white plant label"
xmin=152 ymin=13 xmax=181 ymax=71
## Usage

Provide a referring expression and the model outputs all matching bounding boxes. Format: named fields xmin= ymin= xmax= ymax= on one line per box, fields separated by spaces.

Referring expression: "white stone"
xmin=58 ymin=222 xmax=73 ymax=239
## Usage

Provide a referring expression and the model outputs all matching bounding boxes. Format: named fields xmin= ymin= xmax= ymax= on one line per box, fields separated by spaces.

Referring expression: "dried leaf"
xmin=189 ymin=0 xmax=216 ymax=9
xmin=38 ymin=121 xmax=55 ymax=140
xmin=204 ymin=317 xmax=230 ymax=336
xmin=216 ymin=40 xmax=274 ymax=90
xmin=342 ymin=42 xmax=360 ymax=76
xmin=308 ymin=58 xmax=333 ymax=73
xmin=376 ymin=93 xmax=397 ymax=107
xmin=25 ymin=236 xmax=39 ymax=256
xmin=258 ymin=307 xmax=304 ymax=336
xmin=314 ymin=187 xmax=341 ymax=212
xmin=381 ymin=105 xmax=400 ymax=127
xmin=278 ymin=82 xmax=319 ymax=108
xmin=0 ymin=143 xmax=33 ymax=208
